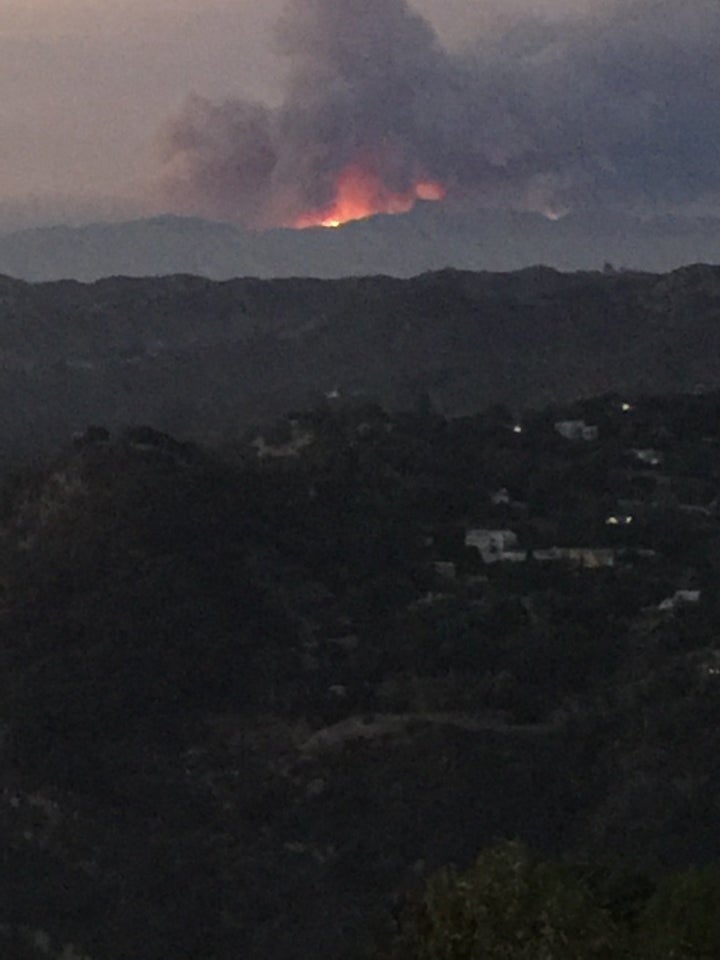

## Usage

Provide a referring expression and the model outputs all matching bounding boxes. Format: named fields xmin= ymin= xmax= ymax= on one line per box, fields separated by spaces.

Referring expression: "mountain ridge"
xmin=1 ymin=263 xmax=720 ymax=453
xmin=1 ymin=207 xmax=720 ymax=281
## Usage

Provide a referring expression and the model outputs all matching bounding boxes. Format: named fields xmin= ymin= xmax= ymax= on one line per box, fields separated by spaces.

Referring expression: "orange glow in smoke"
xmin=293 ymin=164 xmax=446 ymax=229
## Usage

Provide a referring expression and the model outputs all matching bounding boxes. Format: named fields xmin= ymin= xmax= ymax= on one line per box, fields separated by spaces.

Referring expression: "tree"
xmin=635 ymin=867 xmax=720 ymax=959
xmin=376 ymin=842 xmax=630 ymax=959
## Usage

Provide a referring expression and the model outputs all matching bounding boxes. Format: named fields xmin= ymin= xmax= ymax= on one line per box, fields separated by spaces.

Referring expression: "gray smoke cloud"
xmin=159 ymin=0 xmax=720 ymax=226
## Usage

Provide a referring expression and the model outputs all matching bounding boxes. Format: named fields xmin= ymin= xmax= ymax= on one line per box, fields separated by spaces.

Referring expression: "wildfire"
xmin=293 ymin=164 xmax=446 ymax=229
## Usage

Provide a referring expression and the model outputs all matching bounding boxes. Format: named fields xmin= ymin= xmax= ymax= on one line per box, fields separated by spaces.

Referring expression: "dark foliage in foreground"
xmin=1 ymin=391 xmax=720 ymax=958
xmin=375 ymin=842 xmax=720 ymax=960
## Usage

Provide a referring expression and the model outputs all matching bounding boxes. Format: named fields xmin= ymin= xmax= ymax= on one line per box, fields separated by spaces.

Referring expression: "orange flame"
xmin=293 ymin=164 xmax=446 ymax=229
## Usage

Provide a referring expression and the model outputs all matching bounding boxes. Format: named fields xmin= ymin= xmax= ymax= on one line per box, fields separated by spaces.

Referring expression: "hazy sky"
xmin=1 ymin=0 xmax=718 ymax=228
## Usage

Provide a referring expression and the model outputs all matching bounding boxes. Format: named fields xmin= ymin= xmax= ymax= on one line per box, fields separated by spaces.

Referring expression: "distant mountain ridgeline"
xmin=2 ymin=209 xmax=720 ymax=282
xmin=0 ymin=263 xmax=720 ymax=452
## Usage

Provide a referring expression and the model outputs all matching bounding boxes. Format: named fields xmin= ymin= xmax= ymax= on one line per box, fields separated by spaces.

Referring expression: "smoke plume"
xmin=159 ymin=0 xmax=720 ymax=227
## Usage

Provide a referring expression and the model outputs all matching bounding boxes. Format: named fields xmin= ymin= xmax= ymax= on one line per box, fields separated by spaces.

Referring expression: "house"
xmin=555 ymin=420 xmax=599 ymax=441
xmin=500 ymin=549 xmax=530 ymax=563
xmin=658 ymin=590 xmax=701 ymax=612
xmin=630 ymin=448 xmax=664 ymax=466
xmin=465 ymin=529 xmax=520 ymax=563
xmin=532 ymin=547 xmax=615 ymax=568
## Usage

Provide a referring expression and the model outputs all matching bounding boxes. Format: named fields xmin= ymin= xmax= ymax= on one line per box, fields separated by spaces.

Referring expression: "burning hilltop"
xmin=292 ymin=163 xmax=445 ymax=229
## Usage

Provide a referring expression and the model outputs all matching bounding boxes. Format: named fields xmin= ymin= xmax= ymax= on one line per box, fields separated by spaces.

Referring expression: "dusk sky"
xmin=1 ymin=0 xmax=718 ymax=229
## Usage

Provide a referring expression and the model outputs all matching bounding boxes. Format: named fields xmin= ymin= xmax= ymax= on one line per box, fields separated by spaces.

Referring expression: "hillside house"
xmin=465 ymin=528 xmax=521 ymax=563
xmin=532 ymin=547 xmax=615 ymax=568
xmin=555 ymin=420 xmax=599 ymax=441
xmin=630 ymin=448 xmax=664 ymax=466
xmin=658 ymin=589 xmax=701 ymax=612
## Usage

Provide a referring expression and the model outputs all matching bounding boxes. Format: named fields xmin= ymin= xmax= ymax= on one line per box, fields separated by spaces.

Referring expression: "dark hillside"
xmin=1 ymin=265 xmax=720 ymax=453
xmin=1 ymin=393 xmax=720 ymax=958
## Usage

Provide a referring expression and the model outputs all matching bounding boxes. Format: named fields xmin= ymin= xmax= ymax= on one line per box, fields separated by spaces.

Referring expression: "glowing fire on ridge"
xmin=293 ymin=164 xmax=446 ymax=229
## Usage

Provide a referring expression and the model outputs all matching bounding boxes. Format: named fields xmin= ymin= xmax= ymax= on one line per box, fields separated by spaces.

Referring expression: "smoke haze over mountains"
xmin=1 ymin=0 xmax=719 ymax=236
xmin=159 ymin=0 xmax=720 ymax=228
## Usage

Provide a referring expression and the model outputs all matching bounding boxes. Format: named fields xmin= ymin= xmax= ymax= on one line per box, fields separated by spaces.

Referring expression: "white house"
xmin=532 ymin=547 xmax=615 ymax=568
xmin=465 ymin=529 xmax=520 ymax=563
xmin=658 ymin=590 xmax=701 ymax=612
xmin=555 ymin=420 xmax=599 ymax=441
xmin=630 ymin=448 xmax=664 ymax=467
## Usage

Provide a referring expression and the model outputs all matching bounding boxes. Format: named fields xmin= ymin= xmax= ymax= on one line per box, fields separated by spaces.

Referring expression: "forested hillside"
xmin=1 ymin=391 xmax=720 ymax=958
xmin=1 ymin=264 xmax=720 ymax=452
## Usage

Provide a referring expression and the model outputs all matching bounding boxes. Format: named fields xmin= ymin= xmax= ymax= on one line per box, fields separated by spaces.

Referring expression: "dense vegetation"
xmin=376 ymin=842 xmax=720 ymax=959
xmin=1 ymin=389 xmax=720 ymax=958
xmin=2 ymin=263 xmax=720 ymax=454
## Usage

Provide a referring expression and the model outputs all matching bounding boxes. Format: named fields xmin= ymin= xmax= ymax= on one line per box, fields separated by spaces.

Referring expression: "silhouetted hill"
xmin=2 ymin=265 xmax=720 ymax=452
